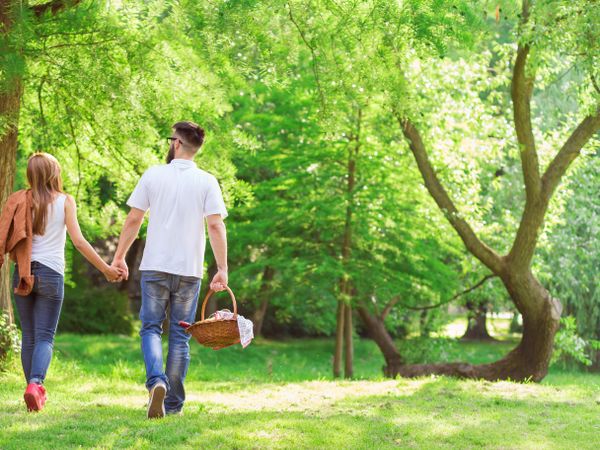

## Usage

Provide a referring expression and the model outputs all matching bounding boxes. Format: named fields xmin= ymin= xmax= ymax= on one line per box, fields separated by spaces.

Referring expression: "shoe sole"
xmin=24 ymin=392 xmax=41 ymax=412
xmin=147 ymin=384 xmax=166 ymax=419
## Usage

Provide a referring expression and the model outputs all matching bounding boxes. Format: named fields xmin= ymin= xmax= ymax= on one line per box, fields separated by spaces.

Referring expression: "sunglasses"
xmin=166 ymin=136 xmax=183 ymax=144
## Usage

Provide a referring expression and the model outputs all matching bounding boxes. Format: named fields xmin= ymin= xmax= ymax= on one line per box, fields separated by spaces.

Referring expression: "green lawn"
xmin=1 ymin=333 xmax=599 ymax=449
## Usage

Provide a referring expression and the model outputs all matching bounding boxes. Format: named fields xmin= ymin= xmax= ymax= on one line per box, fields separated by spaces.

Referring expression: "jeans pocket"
xmin=36 ymin=272 xmax=64 ymax=299
xmin=174 ymin=277 xmax=200 ymax=303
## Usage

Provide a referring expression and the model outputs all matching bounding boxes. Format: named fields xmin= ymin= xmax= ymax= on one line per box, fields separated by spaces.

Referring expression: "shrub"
xmin=0 ymin=312 xmax=20 ymax=370
xmin=552 ymin=316 xmax=599 ymax=370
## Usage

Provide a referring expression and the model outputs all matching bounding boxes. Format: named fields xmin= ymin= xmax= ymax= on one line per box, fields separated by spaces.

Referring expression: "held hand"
xmin=111 ymin=257 xmax=129 ymax=281
xmin=210 ymin=269 xmax=228 ymax=292
xmin=103 ymin=265 xmax=124 ymax=283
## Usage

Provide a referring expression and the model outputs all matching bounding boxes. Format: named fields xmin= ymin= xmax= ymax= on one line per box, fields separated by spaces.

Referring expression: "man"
xmin=112 ymin=121 xmax=228 ymax=418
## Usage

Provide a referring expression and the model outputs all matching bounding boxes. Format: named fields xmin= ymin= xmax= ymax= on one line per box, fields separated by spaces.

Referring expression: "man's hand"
xmin=112 ymin=257 xmax=129 ymax=281
xmin=210 ymin=269 xmax=228 ymax=292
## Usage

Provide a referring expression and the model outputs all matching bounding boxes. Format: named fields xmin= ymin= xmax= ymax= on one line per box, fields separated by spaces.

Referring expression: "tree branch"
xmin=511 ymin=0 xmax=541 ymax=202
xmin=511 ymin=44 xmax=541 ymax=201
xmin=391 ymin=275 xmax=496 ymax=311
xmin=287 ymin=2 xmax=327 ymax=112
xmin=381 ymin=296 xmax=400 ymax=320
xmin=541 ymin=108 xmax=600 ymax=201
xmin=398 ymin=117 xmax=503 ymax=274
xmin=31 ymin=0 xmax=82 ymax=17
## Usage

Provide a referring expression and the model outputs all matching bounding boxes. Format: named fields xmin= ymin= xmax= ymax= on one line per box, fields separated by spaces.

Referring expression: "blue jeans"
xmin=13 ymin=261 xmax=64 ymax=385
xmin=140 ymin=270 xmax=200 ymax=413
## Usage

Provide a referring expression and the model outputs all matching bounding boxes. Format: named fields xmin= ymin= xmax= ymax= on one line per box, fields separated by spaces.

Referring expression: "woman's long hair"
xmin=27 ymin=153 xmax=64 ymax=235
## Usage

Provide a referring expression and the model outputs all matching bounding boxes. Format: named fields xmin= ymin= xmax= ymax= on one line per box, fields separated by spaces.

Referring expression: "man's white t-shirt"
xmin=127 ymin=159 xmax=227 ymax=278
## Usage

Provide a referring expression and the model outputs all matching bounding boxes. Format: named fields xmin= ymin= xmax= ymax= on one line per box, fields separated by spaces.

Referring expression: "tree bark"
xmin=461 ymin=301 xmax=494 ymax=341
xmin=252 ymin=266 xmax=275 ymax=337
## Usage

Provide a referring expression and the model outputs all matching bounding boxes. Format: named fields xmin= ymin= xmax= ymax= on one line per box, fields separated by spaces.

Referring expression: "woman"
xmin=1 ymin=153 xmax=122 ymax=412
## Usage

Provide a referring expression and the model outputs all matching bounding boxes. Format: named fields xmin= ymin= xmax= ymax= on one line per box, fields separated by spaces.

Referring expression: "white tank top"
xmin=31 ymin=193 xmax=67 ymax=275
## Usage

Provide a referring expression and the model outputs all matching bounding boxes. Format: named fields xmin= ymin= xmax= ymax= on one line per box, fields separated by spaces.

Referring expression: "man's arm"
xmin=112 ymin=208 xmax=146 ymax=280
xmin=206 ymin=214 xmax=228 ymax=291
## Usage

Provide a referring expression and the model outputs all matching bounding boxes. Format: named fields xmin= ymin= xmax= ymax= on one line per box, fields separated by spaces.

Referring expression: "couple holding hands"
xmin=0 ymin=121 xmax=229 ymax=418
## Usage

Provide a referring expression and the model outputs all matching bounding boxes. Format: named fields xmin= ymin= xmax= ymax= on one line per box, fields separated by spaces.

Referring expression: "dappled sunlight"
xmin=187 ymin=379 xmax=422 ymax=413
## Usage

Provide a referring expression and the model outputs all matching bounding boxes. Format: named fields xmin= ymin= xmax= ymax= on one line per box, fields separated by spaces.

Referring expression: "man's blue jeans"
xmin=13 ymin=261 xmax=64 ymax=385
xmin=140 ymin=270 xmax=200 ymax=413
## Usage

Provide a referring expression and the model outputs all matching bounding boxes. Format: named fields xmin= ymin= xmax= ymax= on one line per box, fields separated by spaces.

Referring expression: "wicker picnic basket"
xmin=184 ymin=287 xmax=240 ymax=350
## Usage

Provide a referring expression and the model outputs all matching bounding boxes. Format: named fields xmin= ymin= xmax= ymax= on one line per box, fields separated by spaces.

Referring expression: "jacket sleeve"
xmin=0 ymin=195 xmax=18 ymax=269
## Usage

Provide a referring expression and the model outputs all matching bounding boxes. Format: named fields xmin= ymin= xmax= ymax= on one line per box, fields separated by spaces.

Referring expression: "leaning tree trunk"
xmin=461 ymin=300 xmax=494 ymax=341
xmin=357 ymin=304 xmax=404 ymax=376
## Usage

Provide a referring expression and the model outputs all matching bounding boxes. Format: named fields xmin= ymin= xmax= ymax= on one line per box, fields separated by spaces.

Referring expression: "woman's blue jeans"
xmin=13 ymin=261 xmax=64 ymax=385
xmin=140 ymin=270 xmax=200 ymax=413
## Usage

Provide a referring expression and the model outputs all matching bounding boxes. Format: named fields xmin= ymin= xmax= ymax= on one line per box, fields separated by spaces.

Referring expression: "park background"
xmin=0 ymin=0 xmax=599 ymax=448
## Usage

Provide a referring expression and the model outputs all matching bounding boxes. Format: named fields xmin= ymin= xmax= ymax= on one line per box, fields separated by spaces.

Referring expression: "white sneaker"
xmin=147 ymin=382 xmax=166 ymax=419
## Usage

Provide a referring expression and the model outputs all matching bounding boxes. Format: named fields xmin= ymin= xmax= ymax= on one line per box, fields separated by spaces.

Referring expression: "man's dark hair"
xmin=172 ymin=121 xmax=205 ymax=152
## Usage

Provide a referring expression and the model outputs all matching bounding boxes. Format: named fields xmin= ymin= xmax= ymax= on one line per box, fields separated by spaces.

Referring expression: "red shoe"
xmin=24 ymin=383 xmax=46 ymax=412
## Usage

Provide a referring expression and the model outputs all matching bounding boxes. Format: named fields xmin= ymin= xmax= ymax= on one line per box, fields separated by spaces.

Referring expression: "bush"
xmin=59 ymin=285 xmax=134 ymax=335
xmin=552 ymin=316 xmax=600 ymax=370
xmin=0 ymin=312 xmax=20 ymax=370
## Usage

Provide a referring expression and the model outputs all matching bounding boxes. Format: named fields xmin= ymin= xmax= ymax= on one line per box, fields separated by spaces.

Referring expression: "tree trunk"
xmin=344 ymin=302 xmax=353 ymax=378
xmin=333 ymin=300 xmax=345 ymax=378
xmin=461 ymin=301 xmax=495 ymax=341
xmin=252 ymin=266 xmax=274 ymax=336
xmin=357 ymin=304 xmax=404 ymax=377
xmin=333 ymin=108 xmax=361 ymax=378
xmin=0 ymin=6 xmax=23 ymax=322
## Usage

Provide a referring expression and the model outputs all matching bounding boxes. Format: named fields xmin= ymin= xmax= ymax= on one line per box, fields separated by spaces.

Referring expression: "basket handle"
xmin=200 ymin=286 xmax=237 ymax=321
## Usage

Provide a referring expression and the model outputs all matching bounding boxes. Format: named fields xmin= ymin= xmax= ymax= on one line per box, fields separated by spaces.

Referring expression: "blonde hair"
xmin=26 ymin=152 xmax=64 ymax=235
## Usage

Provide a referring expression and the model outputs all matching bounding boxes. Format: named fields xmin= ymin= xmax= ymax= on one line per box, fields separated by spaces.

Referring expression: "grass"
xmin=1 ymin=325 xmax=599 ymax=449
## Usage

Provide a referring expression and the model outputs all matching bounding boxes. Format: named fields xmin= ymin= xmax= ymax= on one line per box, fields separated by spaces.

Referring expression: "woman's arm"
xmin=64 ymin=195 xmax=122 ymax=282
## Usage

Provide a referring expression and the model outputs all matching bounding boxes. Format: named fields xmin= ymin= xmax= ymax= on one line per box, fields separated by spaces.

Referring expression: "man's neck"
xmin=173 ymin=151 xmax=195 ymax=161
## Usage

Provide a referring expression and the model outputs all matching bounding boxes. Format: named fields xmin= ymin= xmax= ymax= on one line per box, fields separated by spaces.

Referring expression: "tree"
xmin=391 ymin=0 xmax=600 ymax=380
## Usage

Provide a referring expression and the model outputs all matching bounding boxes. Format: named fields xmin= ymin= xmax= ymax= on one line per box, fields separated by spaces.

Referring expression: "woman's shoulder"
xmin=61 ymin=193 xmax=75 ymax=209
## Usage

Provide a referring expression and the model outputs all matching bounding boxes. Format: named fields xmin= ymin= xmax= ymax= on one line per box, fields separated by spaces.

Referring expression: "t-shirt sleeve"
xmin=204 ymin=176 xmax=228 ymax=219
xmin=127 ymin=171 xmax=151 ymax=212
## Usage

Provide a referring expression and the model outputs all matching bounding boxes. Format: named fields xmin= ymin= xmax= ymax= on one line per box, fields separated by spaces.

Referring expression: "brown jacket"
xmin=0 ymin=189 xmax=35 ymax=295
